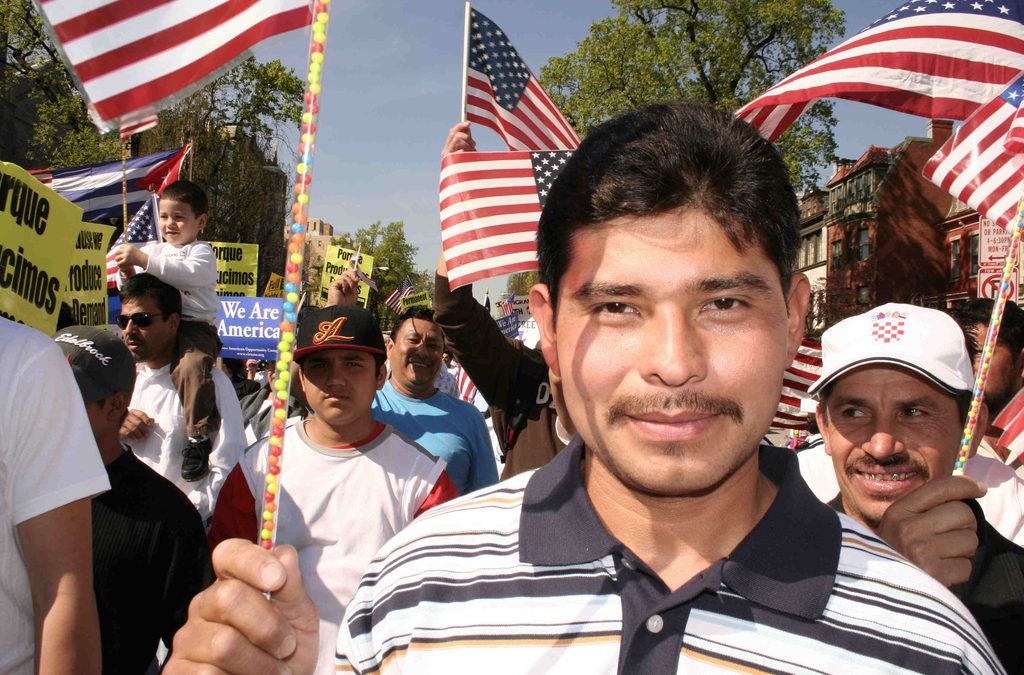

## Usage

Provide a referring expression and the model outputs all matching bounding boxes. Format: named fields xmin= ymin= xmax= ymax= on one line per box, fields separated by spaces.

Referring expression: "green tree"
xmin=1 ymin=0 xmax=120 ymax=167
xmin=331 ymin=221 xmax=428 ymax=325
xmin=137 ymin=58 xmax=304 ymax=292
xmin=540 ymin=0 xmax=845 ymax=189
xmin=507 ymin=271 xmax=539 ymax=298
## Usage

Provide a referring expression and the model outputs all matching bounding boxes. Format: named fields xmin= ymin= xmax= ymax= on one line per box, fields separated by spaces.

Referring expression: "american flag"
xmin=737 ymin=0 xmax=1024 ymax=142
xmin=385 ymin=277 xmax=416 ymax=313
xmin=455 ymin=363 xmax=479 ymax=404
xmin=771 ymin=339 xmax=823 ymax=431
xmin=28 ymin=147 xmax=186 ymax=222
xmin=498 ymin=293 xmax=516 ymax=317
xmin=119 ymin=108 xmax=158 ymax=141
xmin=440 ymin=149 xmax=572 ymax=288
xmin=36 ymin=0 xmax=310 ymax=134
xmin=106 ymin=195 xmax=160 ymax=289
xmin=924 ymin=73 xmax=1024 ymax=231
xmin=994 ymin=386 xmax=1024 ymax=460
xmin=465 ymin=8 xmax=580 ymax=151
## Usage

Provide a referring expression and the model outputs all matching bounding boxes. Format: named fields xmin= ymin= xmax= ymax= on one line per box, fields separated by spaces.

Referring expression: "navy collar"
xmin=520 ymin=437 xmax=841 ymax=619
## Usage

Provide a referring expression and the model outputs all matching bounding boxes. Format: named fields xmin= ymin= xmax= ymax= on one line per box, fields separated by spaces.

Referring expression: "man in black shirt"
xmin=54 ymin=326 xmax=214 ymax=673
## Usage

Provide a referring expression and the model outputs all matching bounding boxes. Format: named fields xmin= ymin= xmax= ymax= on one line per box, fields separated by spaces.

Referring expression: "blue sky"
xmin=260 ymin=0 xmax=929 ymax=296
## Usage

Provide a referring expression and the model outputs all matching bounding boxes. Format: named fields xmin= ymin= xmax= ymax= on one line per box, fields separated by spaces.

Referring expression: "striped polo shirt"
xmin=337 ymin=439 xmax=1003 ymax=674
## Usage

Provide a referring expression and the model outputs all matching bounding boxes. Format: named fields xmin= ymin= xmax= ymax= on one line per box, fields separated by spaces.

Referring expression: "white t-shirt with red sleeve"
xmin=209 ymin=420 xmax=457 ymax=675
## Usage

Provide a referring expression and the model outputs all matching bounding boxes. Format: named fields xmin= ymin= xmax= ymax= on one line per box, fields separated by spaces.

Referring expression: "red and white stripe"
xmin=466 ymin=72 xmax=580 ymax=151
xmin=455 ymin=364 xmax=478 ymax=404
xmin=37 ymin=0 xmax=310 ymax=133
xmin=924 ymin=74 xmax=1024 ymax=232
xmin=737 ymin=10 xmax=1024 ymax=142
xmin=119 ymin=108 xmax=158 ymax=140
xmin=440 ymin=152 xmax=543 ymax=288
xmin=772 ymin=339 xmax=823 ymax=431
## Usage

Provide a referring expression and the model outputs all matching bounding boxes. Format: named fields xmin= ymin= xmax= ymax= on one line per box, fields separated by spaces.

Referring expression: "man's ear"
xmin=816 ymin=405 xmax=832 ymax=457
xmin=166 ymin=312 xmax=181 ymax=334
xmin=530 ymin=283 xmax=559 ymax=376
xmin=196 ymin=213 xmax=208 ymax=232
xmin=784 ymin=272 xmax=811 ymax=362
xmin=376 ymin=361 xmax=387 ymax=390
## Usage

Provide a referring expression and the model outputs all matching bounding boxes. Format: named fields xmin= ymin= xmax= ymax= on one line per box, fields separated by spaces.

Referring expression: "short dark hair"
xmin=119 ymin=273 xmax=182 ymax=317
xmin=947 ymin=299 xmax=1024 ymax=363
xmin=389 ymin=306 xmax=436 ymax=338
xmin=160 ymin=179 xmax=209 ymax=217
xmin=536 ymin=102 xmax=799 ymax=308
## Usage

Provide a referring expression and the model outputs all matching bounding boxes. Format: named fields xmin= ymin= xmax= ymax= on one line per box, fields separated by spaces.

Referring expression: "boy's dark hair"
xmin=536 ymin=101 xmax=799 ymax=308
xmin=160 ymin=179 xmax=209 ymax=217
xmin=947 ymin=299 xmax=1024 ymax=363
xmin=119 ymin=273 xmax=182 ymax=317
xmin=389 ymin=306 xmax=436 ymax=338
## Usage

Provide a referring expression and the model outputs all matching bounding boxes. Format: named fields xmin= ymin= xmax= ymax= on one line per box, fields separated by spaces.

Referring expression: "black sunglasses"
xmin=116 ymin=312 xmax=165 ymax=329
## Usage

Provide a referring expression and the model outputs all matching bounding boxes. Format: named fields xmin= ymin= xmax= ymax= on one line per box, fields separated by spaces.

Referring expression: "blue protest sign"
xmin=496 ymin=313 xmax=519 ymax=338
xmin=216 ymin=296 xmax=283 ymax=360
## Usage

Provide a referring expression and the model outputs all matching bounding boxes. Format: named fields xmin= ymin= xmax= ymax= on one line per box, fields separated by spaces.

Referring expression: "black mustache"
xmin=606 ymin=392 xmax=743 ymax=425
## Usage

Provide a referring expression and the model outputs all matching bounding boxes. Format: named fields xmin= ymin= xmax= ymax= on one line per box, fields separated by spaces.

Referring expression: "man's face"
xmin=818 ymin=365 xmax=961 ymax=529
xmin=970 ymin=324 xmax=1022 ymax=415
xmin=120 ymin=296 xmax=179 ymax=368
xmin=298 ymin=350 xmax=385 ymax=432
xmin=387 ymin=317 xmax=444 ymax=397
xmin=531 ymin=208 xmax=808 ymax=498
xmin=158 ymin=197 xmax=206 ymax=246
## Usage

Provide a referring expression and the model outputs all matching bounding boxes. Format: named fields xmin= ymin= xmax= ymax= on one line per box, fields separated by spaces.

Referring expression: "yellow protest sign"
xmin=210 ymin=241 xmax=258 ymax=296
xmin=263 ymin=273 xmax=284 ymax=297
xmin=63 ymin=222 xmax=115 ymax=326
xmin=0 ymin=161 xmax=83 ymax=332
xmin=319 ymin=245 xmax=374 ymax=307
xmin=400 ymin=290 xmax=430 ymax=311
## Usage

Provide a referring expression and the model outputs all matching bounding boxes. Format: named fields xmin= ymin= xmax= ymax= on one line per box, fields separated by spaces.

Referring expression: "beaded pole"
xmin=953 ymin=193 xmax=1024 ymax=475
xmin=259 ymin=0 xmax=332 ymax=550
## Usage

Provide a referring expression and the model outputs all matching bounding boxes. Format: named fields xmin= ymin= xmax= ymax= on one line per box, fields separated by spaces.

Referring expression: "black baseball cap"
xmin=293 ymin=305 xmax=386 ymax=361
xmin=53 ymin=326 xmax=137 ymax=403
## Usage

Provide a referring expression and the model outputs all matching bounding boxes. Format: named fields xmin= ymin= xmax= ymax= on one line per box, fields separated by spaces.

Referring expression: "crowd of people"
xmin=3 ymin=101 xmax=1024 ymax=674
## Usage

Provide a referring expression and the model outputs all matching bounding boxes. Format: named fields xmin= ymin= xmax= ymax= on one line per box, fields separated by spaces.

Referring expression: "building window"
xmin=817 ymin=231 xmax=825 ymax=263
xmin=857 ymin=286 xmax=870 ymax=305
xmin=831 ymin=239 xmax=843 ymax=269
xmin=970 ymin=234 xmax=979 ymax=278
xmin=858 ymin=227 xmax=870 ymax=261
xmin=950 ymin=239 xmax=961 ymax=281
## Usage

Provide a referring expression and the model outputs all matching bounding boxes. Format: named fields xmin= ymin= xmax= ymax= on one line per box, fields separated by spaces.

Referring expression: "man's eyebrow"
xmin=695 ymin=273 xmax=775 ymax=295
xmin=573 ymin=274 xmax=775 ymax=301
xmin=573 ymin=282 xmax=644 ymax=300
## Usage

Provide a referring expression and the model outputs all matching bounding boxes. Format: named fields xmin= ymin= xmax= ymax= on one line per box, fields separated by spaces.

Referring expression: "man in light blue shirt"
xmin=373 ymin=307 xmax=497 ymax=494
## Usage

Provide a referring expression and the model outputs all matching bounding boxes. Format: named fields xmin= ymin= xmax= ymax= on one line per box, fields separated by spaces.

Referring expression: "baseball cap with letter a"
xmin=293 ymin=305 xmax=386 ymax=361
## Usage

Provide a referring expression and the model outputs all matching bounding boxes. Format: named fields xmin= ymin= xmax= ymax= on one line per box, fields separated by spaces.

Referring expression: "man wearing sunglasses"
xmin=118 ymin=273 xmax=245 ymax=526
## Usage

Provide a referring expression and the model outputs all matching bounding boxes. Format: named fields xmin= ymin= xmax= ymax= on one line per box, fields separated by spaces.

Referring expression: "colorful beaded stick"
xmin=259 ymin=0 xmax=332 ymax=550
xmin=953 ymin=193 xmax=1024 ymax=475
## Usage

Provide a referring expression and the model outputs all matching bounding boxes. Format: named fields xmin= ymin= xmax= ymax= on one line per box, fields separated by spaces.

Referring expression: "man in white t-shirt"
xmin=0 ymin=318 xmax=109 ymax=674
xmin=208 ymin=305 xmax=458 ymax=674
xmin=118 ymin=273 xmax=245 ymax=523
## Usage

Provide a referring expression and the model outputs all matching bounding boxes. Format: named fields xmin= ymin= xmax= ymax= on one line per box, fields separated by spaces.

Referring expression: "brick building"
xmin=796 ymin=188 xmax=828 ymax=333
xmin=823 ymin=120 xmax=955 ymax=321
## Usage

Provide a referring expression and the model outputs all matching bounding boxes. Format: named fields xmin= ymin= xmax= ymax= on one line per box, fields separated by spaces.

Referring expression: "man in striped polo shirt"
xmin=167 ymin=103 xmax=1001 ymax=674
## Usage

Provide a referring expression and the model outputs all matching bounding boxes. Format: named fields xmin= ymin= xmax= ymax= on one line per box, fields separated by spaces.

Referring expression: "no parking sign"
xmin=979 ymin=218 xmax=1019 ymax=300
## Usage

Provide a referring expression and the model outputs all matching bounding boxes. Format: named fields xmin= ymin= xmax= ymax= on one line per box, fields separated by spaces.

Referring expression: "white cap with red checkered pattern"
xmin=808 ymin=302 xmax=974 ymax=397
